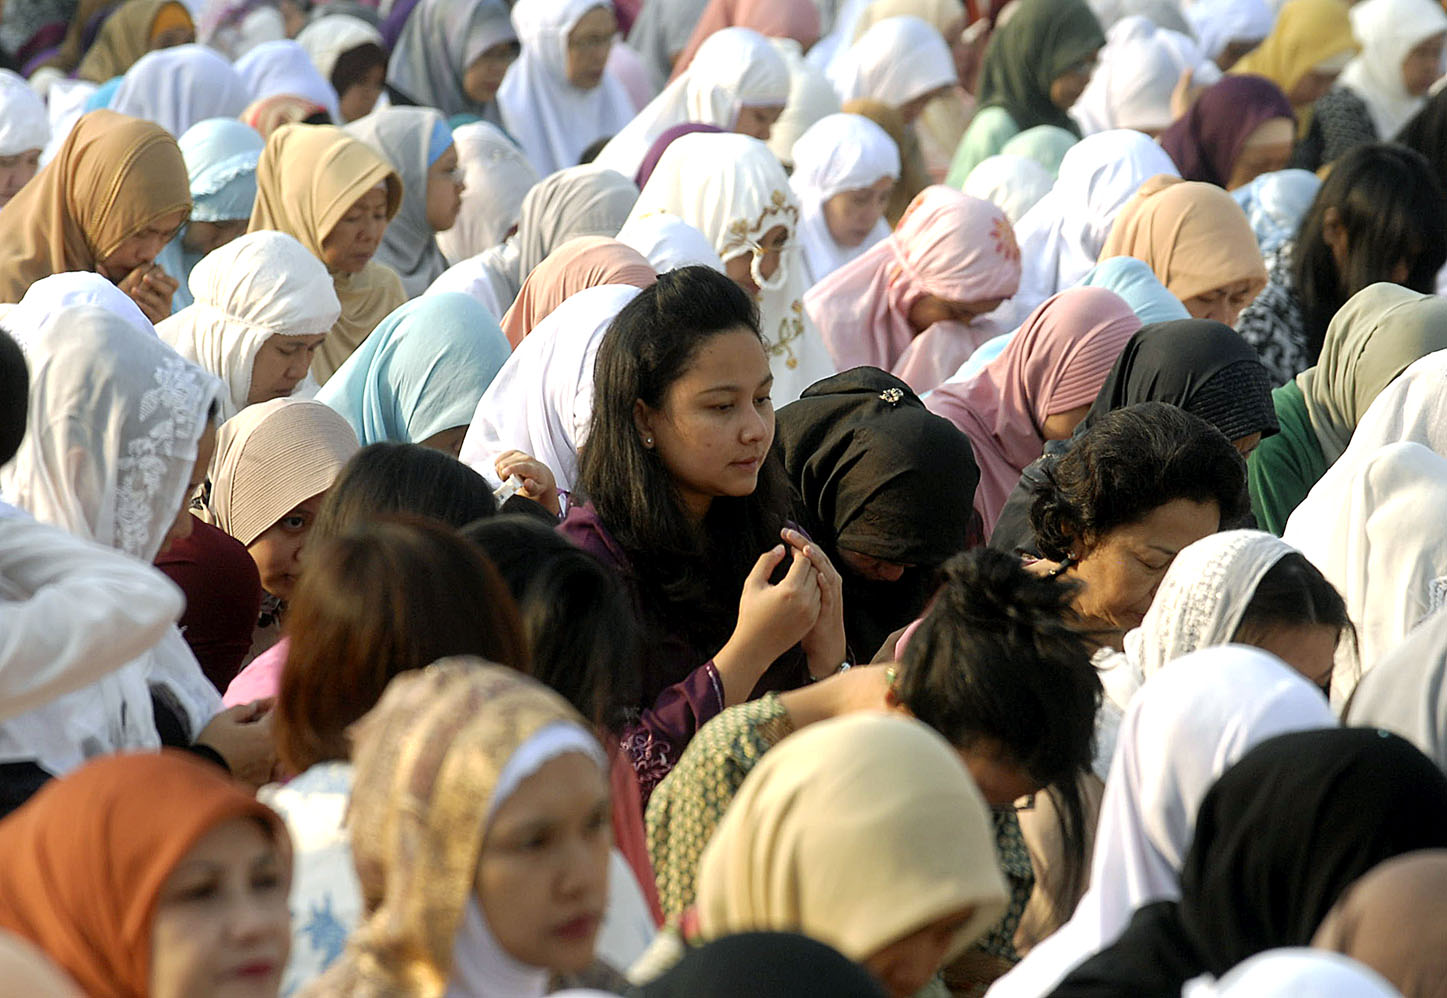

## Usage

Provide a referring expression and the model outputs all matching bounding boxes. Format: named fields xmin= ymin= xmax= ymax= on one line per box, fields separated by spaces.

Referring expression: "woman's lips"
xmin=551 ymin=913 xmax=600 ymax=940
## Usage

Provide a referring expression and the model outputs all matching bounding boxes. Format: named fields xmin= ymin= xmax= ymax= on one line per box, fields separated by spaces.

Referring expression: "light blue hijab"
xmin=1231 ymin=168 xmax=1321 ymax=257
xmin=156 ymin=118 xmax=266 ymax=312
xmin=315 ymin=292 xmax=511 ymax=446
xmin=934 ymin=257 xmax=1187 ymax=389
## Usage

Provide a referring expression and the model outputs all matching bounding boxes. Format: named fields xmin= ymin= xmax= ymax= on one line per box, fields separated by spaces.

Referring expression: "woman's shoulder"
xmin=558 ymin=502 xmax=632 ymax=575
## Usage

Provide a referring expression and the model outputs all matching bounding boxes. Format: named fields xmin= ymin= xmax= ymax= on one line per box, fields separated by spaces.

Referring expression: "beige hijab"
xmin=301 ymin=660 xmax=601 ymax=997
xmin=1100 ymin=174 xmax=1267 ymax=305
xmin=695 ymin=713 xmax=1008 ymax=967
xmin=197 ymin=397 xmax=359 ymax=547
xmin=76 ymin=0 xmax=191 ymax=82
xmin=249 ymin=123 xmax=405 ymax=383
xmin=0 ymin=110 xmax=190 ymax=304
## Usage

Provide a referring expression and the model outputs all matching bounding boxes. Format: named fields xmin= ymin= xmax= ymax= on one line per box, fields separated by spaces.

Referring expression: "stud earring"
xmin=645 ymin=436 xmax=654 ymax=446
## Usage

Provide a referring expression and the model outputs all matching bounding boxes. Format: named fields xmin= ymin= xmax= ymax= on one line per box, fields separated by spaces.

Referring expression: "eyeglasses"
xmin=991 ymin=794 xmax=1036 ymax=814
xmin=568 ymin=31 xmax=617 ymax=54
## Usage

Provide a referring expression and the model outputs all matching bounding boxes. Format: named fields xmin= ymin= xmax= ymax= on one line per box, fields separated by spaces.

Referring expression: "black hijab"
xmin=632 ymin=932 xmax=888 ymax=998
xmin=1050 ymin=728 xmax=1447 ymax=997
xmin=990 ymin=320 xmax=1276 ymax=555
xmin=776 ymin=368 xmax=979 ymax=659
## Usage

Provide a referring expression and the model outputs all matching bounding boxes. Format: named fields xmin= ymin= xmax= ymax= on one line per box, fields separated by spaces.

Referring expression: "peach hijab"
xmin=0 ymin=110 xmax=190 ymax=304
xmin=499 ymin=235 xmax=656 ymax=347
xmin=805 ymin=185 xmax=1022 ymax=393
xmin=249 ymin=123 xmax=404 ymax=383
xmin=925 ymin=286 xmax=1140 ymax=533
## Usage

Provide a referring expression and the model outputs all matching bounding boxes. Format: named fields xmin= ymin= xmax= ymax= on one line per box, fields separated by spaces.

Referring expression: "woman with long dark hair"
xmin=562 ymin=265 xmax=846 ymax=800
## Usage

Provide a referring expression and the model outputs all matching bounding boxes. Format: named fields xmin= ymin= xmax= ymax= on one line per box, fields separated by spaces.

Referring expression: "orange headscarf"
xmin=0 ymin=751 xmax=289 ymax=998
xmin=0 ymin=109 xmax=190 ymax=304
xmin=500 ymin=235 xmax=656 ymax=347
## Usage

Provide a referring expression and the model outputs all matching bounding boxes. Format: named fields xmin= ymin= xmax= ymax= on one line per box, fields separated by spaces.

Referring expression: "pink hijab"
xmin=499 ymin=235 xmax=657 ymax=348
xmin=670 ymin=0 xmax=822 ymax=79
xmin=806 ymin=185 xmax=1022 ymax=393
xmin=925 ymin=286 xmax=1140 ymax=534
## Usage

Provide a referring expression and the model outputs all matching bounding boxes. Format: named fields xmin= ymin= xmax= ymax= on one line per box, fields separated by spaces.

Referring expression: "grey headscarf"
xmin=387 ymin=0 xmax=516 ymax=121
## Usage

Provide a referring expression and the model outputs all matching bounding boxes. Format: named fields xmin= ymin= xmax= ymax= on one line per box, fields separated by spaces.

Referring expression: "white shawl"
xmin=110 ymin=44 xmax=251 ymax=138
xmin=436 ymin=122 xmax=540 ymax=267
xmin=0 ymin=70 xmax=49 ymax=157
xmin=625 ymin=131 xmax=836 ymax=404
xmin=594 ymin=27 xmax=790 ymax=182
xmin=987 ymin=646 xmax=1334 ymax=998
xmin=157 ymin=230 xmax=340 ymax=419
xmin=0 ymin=305 xmax=222 ymax=776
xmin=460 ymin=284 xmax=642 ymax=493
xmin=498 ymin=0 xmax=637 ymax=176
xmin=1347 ymin=605 xmax=1447 ymax=773
xmin=788 ymin=112 xmax=900 ymax=287
xmin=826 ymin=15 xmax=957 ymax=108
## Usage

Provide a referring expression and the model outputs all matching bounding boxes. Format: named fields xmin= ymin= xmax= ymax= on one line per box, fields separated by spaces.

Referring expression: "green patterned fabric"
xmin=646 ymin=694 xmax=1035 ymax=966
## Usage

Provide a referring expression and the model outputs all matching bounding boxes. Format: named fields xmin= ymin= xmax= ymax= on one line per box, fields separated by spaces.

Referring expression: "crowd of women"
xmin=2 ymin=0 xmax=1447 ymax=994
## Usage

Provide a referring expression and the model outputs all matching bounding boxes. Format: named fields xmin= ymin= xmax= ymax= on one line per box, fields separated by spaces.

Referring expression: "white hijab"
xmin=987 ymin=647 xmax=1335 ymax=998
xmin=0 ymin=70 xmax=49 ymax=157
xmin=826 ymin=15 xmax=957 ymax=108
xmin=963 ymin=154 xmax=1055 ymax=224
xmin=1070 ymin=18 xmax=1209 ymax=136
xmin=615 ymin=214 xmax=726 ymax=274
xmin=626 ymin=131 xmax=837 ymax=404
xmin=1098 ymin=530 xmax=1297 ymax=721
xmin=345 ymin=107 xmax=453 ymax=297
xmin=427 ymin=163 xmax=639 ymax=315
xmin=0 ymin=271 xmax=152 ymax=339
xmin=436 ymin=122 xmax=540 ymax=266
xmin=1003 ymin=129 xmax=1179 ymax=329
xmin=110 ymin=44 xmax=251 ymax=138
xmin=1185 ymin=0 xmax=1275 ymax=64
xmin=1337 ymin=0 xmax=1447 ymax=141
xmin=497 ymin=0 xmax=637 ymax=176
xmin=296 ymin=14 xmax=384 ymax=86
xmin=0 ymin=304 xmax=223 ymax=776
xmin=788 ymin=112 xmax=900 ymax=287
xmin=460 ymin=284 xmax=642 ymax=493
xmin=765 ymin=37 xmax=842 ymax=170
xmin=235 ymin=39 xmax=342 ymax=122
xmin=1182 ymin=950 xmax=1402 ymax=998
xmin=594 ymin=27 xmax=790 ymax=182
xmin=1347 ymin=606 xmax=1447 ymax=774
xmin=1285 ymin=440 xmax=1447 ymax=707
xmin=157 ymin=230 xmax=340 ymax=419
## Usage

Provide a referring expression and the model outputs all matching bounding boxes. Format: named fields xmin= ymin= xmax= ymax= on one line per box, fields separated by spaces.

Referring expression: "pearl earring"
xmin=645 ymin=436 xmax=654 ymax=446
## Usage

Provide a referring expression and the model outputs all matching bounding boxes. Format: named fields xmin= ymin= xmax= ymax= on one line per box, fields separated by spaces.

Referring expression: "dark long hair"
xmin=576 ymin=266 xmax=795 ymax=679
xmin=1291 ymin=143 xmax=1447 ymax=365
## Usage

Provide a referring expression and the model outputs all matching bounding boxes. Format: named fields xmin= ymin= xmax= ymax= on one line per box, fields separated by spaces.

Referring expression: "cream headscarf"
xmin=1100 ymin=174 xmax=1267 ymax=305
xmin=626 ymin=131 xmax=837 ymax=405
xmin=694 ymin=712 xmax=1008 ymax=968
xmin=199 ymin=397 xmax=358 ymax=548
xmin=158 ymin=230 xmax=341 ymax=419
xmin=0 ymin=110 xmax=191 ymax=304
xmin=249 ymin=123 xmax=405 ymax=384
xmin=1296 ymin=284 xmax=1447 ymax=466
xmin=301 ymin=660 xmax=604 ymax=998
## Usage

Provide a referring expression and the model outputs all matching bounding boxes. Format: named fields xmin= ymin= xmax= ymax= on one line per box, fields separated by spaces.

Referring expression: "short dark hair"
xmin=276 ymin=517 xmax=527 ymax=773
xmin=896 ymin=547 xmax=1100 ymax=895
xmin=311 ymin=442 xmax=496 ymax=543
xmin=1292 ymin=143 xmax=1447 ymax=364
xmin=330 ymin=41 xmax=386 ymax=97
xmin=1233 ymin=552 xmax=1354 ymax=656
xmin=462 ymin=515 xmax=642 ymax=731
xmin=0 ymin=327 xmax=26 ymax=466
xmin=1396 ymin=88 xmax=1447 ymax=195
xmin=1030 ymin=402 xmax=1248 ymax=563
xmin=577 ymin=266 xmax=797 ymax=699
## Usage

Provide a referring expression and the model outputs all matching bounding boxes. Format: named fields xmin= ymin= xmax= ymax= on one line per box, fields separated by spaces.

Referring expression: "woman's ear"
xmin=632 ymin=399 xmax=656 ymax=448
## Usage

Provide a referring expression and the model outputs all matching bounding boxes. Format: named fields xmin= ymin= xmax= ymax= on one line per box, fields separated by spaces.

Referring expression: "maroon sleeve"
xmin=619 ymin=661 xmax=726 ymax=810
